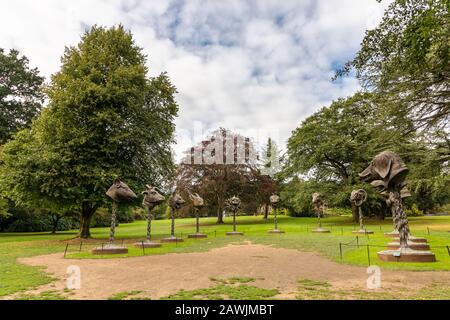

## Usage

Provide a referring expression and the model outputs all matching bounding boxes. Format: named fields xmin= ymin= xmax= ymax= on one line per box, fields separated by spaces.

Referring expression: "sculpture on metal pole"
xmin=92 ymin=180 xmax=137 ymax=255
xmin=188 ymin=192 xmax=207 ymax=239
xmin=360 ymin=151 xmax=435 ymax=262
xmin=268 ymin=194 xmax=284 ymax=234
xmin=135 ymin=185 xmax=165 ymax=248
xmin=311 ymin=193 xmax=330 ymax=233
xmin=350 ymin=189 xmax=373 ymax=234
xmin=161 ymin=190 xmax=185 ymax=243
xmin=226 ymin=196 xmax=244 ymax=236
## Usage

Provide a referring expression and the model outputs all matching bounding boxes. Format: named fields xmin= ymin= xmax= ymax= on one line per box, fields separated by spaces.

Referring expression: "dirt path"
xmin=13 ymin=243 xmax=450 ymax=300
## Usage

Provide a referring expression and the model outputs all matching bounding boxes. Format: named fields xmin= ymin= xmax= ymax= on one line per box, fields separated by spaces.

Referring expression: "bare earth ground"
xmin=11 ymin=242 xmax=450 ymax=300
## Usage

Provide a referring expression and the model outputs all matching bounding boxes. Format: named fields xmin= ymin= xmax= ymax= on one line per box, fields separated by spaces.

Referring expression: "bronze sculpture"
xmin=92 ymin=180 xmax=137 ymax=255
xmin=188 ymin=192 xmax=207 ymax=239
xmin=359 ymin=151 xmax=410 ymax=247
xmin=161 ymin=190 xmax=185 ymax=243
xmin=360 ymin=151 xmax=435 ymax=262
xmin=311 ymin=193 xmax=330 ymax=233
xmin=106 ymin=180 xmax=137 ymax=243
xmin=350 ymin=189 xmax=373 ymax=234
xmin=135 ymin=185 xmax=165 ymax=248
xmin=226 ymin=196 xmax=244 ymax=236
xmin=268 ymin=194 xmax=284 ymax=234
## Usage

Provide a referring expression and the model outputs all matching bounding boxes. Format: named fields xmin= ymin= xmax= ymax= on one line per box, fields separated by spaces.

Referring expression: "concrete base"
xmin=352 ymin=229 xmax=374 ymax=235
xmin=378 ymin=248 xmax=436 ymax=263
xmin=188 ymin=233 xmax=208 ymax=239
xmin=134 ymin=241 xmax=162 ymax=248
xmin=92 ymin=244 xmax=128 ymax=255
xmin=160 ymin=237 xmax=184 ymax=243
xmin=395 ymin=236 xmax=428 ymax=243
xmin=384 ymin=230 xmax=399 ymax=237
xmin=268 ymin=229 xmax=285 ymax=234
xmin=226 ymin=231 xmax=244 ymax=236
xmin=312 ymin=228 xmax=331 ymax=233
xmin=387 ymin=241 xmax=430 ymax=251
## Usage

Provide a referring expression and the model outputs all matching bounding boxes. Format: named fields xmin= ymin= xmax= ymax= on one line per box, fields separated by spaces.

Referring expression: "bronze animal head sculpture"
xmin=270 ymin=194 xmax=281 ymax=207
xmin=312 ymin=193 xmax=323 ymax=206
xmin=311 ymin=192 xmax=323 ymax=215
xmin=169 ymin=192 xmax=185 ymax=210
xmin=142 ymin=185 xmax=165 ymax=210
xmin=227 ymin=196 xmax=241 ymax=211
xmin=106 ymin=180 xmax=137 ymax=202
xmin=189 ymin=192 xmax=204 ymax=209
xmin=350 ymin=189 xmax=367 ymax=207
xmin=359 ymin=151 xmax=410 ymax=197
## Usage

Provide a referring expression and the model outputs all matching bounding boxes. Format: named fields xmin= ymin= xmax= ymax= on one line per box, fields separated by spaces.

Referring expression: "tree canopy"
xmin=337 ymin=0 xmax=450 ymax=131
xmin=0 ymin=25 xmax=178 ymax=238
xmin=0 ymin=48 xmax=44 ymax=144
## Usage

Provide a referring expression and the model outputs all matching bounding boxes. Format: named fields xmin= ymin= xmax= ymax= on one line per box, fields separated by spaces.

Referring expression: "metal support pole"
xmin=367 ymin=245 xmax=371 ymax=266
xmin=339 ymin=243 xmax=343 ymax=260
xmin=64 ymin=243 xmax=69 ymax=258
xmin=273 ymin=207 xmax=278 ymax=230
xmin=171 ymin=208 xmax=175 ymax=237
xmin=109 ymin=201 xmax=118 ymax=243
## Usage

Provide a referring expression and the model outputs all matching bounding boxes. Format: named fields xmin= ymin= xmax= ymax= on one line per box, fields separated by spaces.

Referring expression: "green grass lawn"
xmin=1 ymin=214 xmax=450 ymax=298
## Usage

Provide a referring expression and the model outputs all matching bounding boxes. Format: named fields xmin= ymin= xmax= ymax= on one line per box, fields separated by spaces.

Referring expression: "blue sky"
xmin=0 ymin=0 xmax=391 ymax=159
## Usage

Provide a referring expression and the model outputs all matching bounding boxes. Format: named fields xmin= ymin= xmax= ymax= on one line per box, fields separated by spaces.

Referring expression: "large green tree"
xmin=177 ymin=128 xmax=259 ymax=223
xmin=0 ymin=48 xmax=44 ymax=145
xmin=284 ymin=92 xmax=413 ymax=220
xmin=337 ymin=0 xmax=450 ymax=131
xmin=0 ymin=26 xmax=178 ymax=238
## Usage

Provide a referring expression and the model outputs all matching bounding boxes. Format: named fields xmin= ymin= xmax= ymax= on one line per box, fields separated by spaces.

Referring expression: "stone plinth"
xmin=134 ymin=241 xmax=162 ymax=248
xmin=395 ymin=236 xmax=428 ymax=243
xmin=188 ymin=233 xmax=208 ymax=239
xmin=387 ymin=242 xmax=430 ymax=251
xmin=161 ymin=237 xmax=184 ymax=243
xmin=377 ymin=248 xmax=436 ymax=262
xmin=312 ymin=228 xmax=331 ymax=233
xmin=226 ymin=231 xmax=244 ymax=236
xmin=268 ymin=229 xmax=285 ymax=234
xmin=352 ymin=229 xmax=374 ymax=235
xmin=384 ymin=230 xmax=399 ymax=237
xmin=92 ymin=244 xmax=128 ymax=255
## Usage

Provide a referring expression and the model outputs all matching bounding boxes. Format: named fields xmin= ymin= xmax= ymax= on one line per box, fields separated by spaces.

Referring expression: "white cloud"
xmin=0 ymin=0 xmax=391 ymax=160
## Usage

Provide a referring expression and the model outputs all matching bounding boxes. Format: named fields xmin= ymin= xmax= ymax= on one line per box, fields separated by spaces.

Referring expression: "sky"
xmin=0 ymin=0 xmax=391 ymax=160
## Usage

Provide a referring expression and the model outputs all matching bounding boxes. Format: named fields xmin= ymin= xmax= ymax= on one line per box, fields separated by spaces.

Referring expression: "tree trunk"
xmin=51 ymin=215 xmax=61 ymax=234
xmin=263 ymin=204 xmax=269 ymax=220
xmin=217 ymin=206 xmax=224 ymax=224
xmin=78 ymin=202 xmax=96 ymax=239
xmin=351 ymin=202 xmax=359 ymax=222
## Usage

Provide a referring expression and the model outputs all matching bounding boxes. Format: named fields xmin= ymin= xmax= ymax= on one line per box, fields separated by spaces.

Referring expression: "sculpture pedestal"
xmin=226 ymin=231 xmax=244 ymax=236
xmin=352 ymin=229 xmax=374 ymax=235
xmin=161 ymin=237 xmax=184 ymax=243
xmin=377 ymin=248 xmax=436 ymax=262
xmin=134 ymin=241 xmax=161 ymax=248
xmin=395 ymin=236 xmax=427 ymax=243
xmin=387 ymin=241 xmax=430 ymax=251
xmin=312 ymin=228 xmax=330 ymax=233
xmin=188 ymin=233 xmax=208 ymax=239
xmin=92 ymin=244 xmax=128 ymax=255
xmin=268 ymin=229 xmax=285 ymax=234
xmin=384 ymin=230 xmax=399 ymax=237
